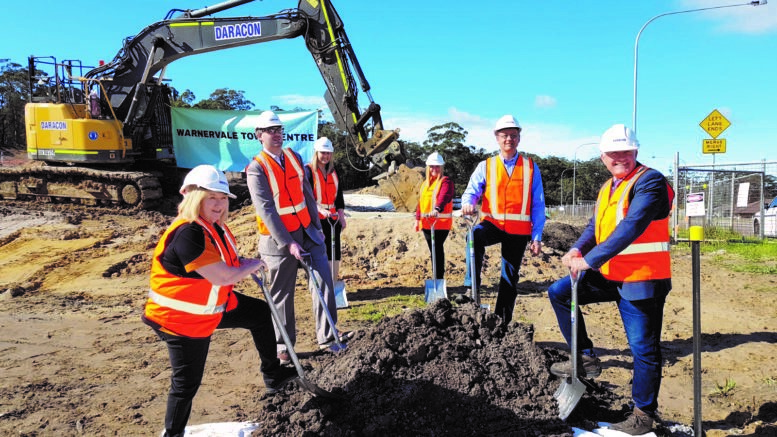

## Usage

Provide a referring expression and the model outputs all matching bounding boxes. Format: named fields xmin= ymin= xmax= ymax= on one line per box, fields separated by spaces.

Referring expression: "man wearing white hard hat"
xmin=415 ymin=151 xmax=455 ymax=280
xmin=305 ymin=137 xmax=347 ymax=290
xmin=547 ymin=124 xmax=674 ymax=435
xmin=246 ymin=112 xmax=352 ymax=365
xmin=144 ymin=165 xmax=299 ymax=436
xmin=461 ymin=114 xmax=546 ymax=325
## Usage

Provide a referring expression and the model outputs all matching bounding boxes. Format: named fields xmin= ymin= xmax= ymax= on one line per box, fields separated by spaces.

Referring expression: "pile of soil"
xmin=251 ymin=298 xmax=624 ymax=436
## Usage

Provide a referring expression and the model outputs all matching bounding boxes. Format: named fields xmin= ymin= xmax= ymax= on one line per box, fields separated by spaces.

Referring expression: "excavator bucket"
xmin=375 ymin=164 xmax=425 ymax=213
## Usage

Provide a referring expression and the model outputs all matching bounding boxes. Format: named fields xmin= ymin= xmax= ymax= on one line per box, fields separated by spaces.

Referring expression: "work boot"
xmin=264 ymin=366 xmax=299 ymax=395
xmin=608 ymin=407 xmax=654 ymax=435
xmin=550 ymin=353 xmax=602 ymax=378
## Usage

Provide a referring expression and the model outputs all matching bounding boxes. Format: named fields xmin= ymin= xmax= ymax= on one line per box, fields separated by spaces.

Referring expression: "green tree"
xmin=193 ymin=88 xmax=254 ymax=110
xmin=171 ymin=88 xmax=196 ymax=108
xmin=0 ymin=61 xmax=29 ymax=149
xmin=421 ymin=122 xmax=488 ymax=196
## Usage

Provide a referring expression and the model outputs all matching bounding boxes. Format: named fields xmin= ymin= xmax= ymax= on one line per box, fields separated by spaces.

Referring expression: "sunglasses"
xmin=263 ymin=126 xmax=284 ymax=134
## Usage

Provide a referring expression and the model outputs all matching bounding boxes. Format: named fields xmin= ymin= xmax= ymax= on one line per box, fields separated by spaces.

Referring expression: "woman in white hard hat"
xmin=306 ymin=137 xmax=347 ymax=284
xmin=143 ymin=165 xmax=298 ymax=437
xmin=415 ymin=152 xmax=455 ymax=280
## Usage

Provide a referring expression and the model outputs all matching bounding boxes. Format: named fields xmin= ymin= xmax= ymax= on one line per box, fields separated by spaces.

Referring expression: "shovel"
xmin=463 ymin=213 xmax=489 ymax=310
xmin=301 ymin=256 xmax=346 ymax=352
xmin=554 ymin=272 xmax=586 ymax=420
xmin=423 ymin=218 xmax=447 ymax=303
xmin=250 ymin=272 xmax=345 ymax=399
xmin=328 ymin=216 xmax=348 ymax=309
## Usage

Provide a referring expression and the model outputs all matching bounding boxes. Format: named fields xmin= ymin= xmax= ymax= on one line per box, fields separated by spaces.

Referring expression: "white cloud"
xmin=534 ymin=95 xmax=558 ymax=109
xmin=680 ymin=0 xmax=777 ymax=33
xmin=273 ymin=94 xmax=327 ymax=109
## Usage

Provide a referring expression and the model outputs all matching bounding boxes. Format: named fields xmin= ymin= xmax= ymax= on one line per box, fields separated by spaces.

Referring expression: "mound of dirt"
xmin=251 ymin=299 xmax=609 ymax=436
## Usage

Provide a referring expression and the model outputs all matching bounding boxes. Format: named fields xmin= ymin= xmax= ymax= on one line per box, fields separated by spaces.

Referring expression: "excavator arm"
xmin=84 ymin=0 xmax=404 ymax=170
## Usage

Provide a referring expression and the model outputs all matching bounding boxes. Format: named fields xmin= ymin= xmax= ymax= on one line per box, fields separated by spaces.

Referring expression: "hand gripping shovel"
xmin=250 ymin=272 xmax=344 ymax=399
xmin=554 ymin=272 xmax=586 ymax=420
xmin=301 ymin=256 xmax=346 ymax=352
xmin=424 ymin=217 xmax=448 ymax=303
xmin=328 ymin=216 xmax=348 ymax=309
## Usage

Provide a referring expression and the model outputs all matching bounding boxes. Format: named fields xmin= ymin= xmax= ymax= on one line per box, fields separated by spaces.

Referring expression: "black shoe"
xmin=550 ymin=354 xmax=602 ymax=378
xmin=264 ymin=366 xmax=299 ymax=395
xmin=608 ymin=407 xmax=654 ymax=435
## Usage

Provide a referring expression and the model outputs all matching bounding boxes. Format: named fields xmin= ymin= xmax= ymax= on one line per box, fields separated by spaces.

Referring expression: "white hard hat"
xmin=425 ymin=152 xmax=445 ymax=166
xmin=180 ymin=165 xmax=236 ymax=198
xmin=314 ymin=137 xmax=334 ymax=153
xmin=494 ymin=114 xmax=522 ymax=133
xmin=256 ymin=110 xmax=283 ymax=129
xmin=599 ymin=124 xmax=639 ymax=152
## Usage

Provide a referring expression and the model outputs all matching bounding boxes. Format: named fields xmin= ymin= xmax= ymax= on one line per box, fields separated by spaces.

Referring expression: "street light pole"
xmin=632 ymin=0 xmax=766 ymax=134
xmin=572 ymin=142 xmax=599 ymax=217
xmin=560 ymin=168 xmax=573 ymax=207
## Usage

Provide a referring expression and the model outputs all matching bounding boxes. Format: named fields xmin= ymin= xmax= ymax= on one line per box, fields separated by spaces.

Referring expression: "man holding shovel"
xmin=461 ymin=114 xmax=546 ymax=325
xmin=246 ymin=111 xmax=351 ymax=364
xmin=546 ymin=124 xmax=674 ymax=434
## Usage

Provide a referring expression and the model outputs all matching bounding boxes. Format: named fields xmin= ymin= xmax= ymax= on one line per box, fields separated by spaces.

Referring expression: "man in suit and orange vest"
xmin=461 ymin=114 xmax=546 ymax=325
xmin=246 ymin=111 xmax=350 ymax=365
xmin=546 ymin=124 xmax=674 ymax=435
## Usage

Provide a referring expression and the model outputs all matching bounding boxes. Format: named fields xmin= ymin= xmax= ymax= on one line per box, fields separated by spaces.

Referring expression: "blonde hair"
xmin=425 ymin=164 xmax=444 ymax=183
xmin=310 ymin=151 xmax=334 ymax=174
xmin=178 ymin=187 xmax=229 ymax=224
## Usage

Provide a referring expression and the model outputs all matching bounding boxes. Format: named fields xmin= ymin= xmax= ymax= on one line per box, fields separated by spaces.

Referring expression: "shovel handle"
xmin=300 ymin=256 xmax=343 ymax=350
xmin=569 ymin=272 xmax=579 ymax=382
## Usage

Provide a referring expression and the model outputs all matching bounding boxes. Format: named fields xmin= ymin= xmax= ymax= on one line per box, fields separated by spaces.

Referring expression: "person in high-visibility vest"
xmin=415 ymin=152 xmax=454 ymax=280
xmin=246 ymin=111 xmax=352 ymax=365
xmin=305 ymin=137 xmax=346 ymax=285
xmin=461 ymin=114 xmax=546 ymax=325
xmin=143 ymin=165 xmax=299 ymax=437
xmin=547 ymin=124 xmax=674 ymax=435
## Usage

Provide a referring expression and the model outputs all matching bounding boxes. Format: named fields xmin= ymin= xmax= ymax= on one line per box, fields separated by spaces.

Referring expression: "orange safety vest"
xmin=308 ymin=163 xmax=339 ymax=220
xmin=419 ymin=176 xmax=452 ymax=230
xmin=145 ymin=218 xmax=240 ymax=338
xmin=253 ymin=149 xmax=312 ymax=235
xmin=594 ymin=165 xmax=674 ymax=282
xmin=481 ymin=154 xmax=534 ymax=235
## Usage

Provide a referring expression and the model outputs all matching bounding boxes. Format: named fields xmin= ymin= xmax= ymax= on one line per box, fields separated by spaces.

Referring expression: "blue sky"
xmin=3 ymin=0 xmax=775 ymax=173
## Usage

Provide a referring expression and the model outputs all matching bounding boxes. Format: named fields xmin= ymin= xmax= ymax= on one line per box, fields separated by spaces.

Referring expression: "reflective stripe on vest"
xmin=254 ymin=150 xmax=311 ymax=234
xmin=481 ymin=155 xmax=533 ymax=234
xmin=144 ymin=218 xmax=239 ymax=337
xmin=419 ymin=176 xmax=453 ymax=230
xmin=309 ymin=164 xmax=339 ymax=219
xmin=594 ymin=165 xmax=673 ymax=282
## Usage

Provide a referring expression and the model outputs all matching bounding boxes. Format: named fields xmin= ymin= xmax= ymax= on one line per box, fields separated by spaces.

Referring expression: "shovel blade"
xmin=424 ymin=279 xmax=447 ymax=303
xmin=334 ymin=281 xmax=348 ymax=309
xmin=554 ymin=377 xmax=587 ymax=420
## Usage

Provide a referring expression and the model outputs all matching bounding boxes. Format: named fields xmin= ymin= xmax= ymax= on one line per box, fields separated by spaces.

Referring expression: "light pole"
xmin=572 ymin=142 xmax=599 ymax=217
xmin=560 ymin=168 xmax=573 ymax=208
xmin=632 ymin=0 xmax=766 ymax=134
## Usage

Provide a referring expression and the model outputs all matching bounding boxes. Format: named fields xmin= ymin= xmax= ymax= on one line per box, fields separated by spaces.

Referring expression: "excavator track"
xmin=0 ymin=166 xmax=163 ymax=210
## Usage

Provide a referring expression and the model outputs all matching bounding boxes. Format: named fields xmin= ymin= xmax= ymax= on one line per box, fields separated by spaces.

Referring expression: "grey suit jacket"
xmin=246 ymin=149 xmax=325 ymax=256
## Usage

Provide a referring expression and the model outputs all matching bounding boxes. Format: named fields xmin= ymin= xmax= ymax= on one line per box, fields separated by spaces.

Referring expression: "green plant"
xmin=348 ymin=295 xmax=425 ymax=323
xmin=710 ymin=378 xmax=737 ymax=397
xmin=763 ymin=376 xmax=777 ymax=387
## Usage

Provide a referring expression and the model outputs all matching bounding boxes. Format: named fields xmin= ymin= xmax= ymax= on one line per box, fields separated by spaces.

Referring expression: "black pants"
xmin=320 ymin=218 xmax=342 ymax=261
xmin=422 ymin=229 xmax=449 ymax=280
xmin=154 ymin=291 xmax=279 ymax=437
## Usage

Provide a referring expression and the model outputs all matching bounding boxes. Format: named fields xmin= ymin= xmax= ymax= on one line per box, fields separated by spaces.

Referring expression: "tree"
xmin=193 ymin=88 xmax=254 ymax=110
xmin=420 ymin=122 xmax=489 ymax=196
xmin=0 ymin=61 xmax=29 ymax=149
xmin=170 ymin=88 xmax=196 ymax=108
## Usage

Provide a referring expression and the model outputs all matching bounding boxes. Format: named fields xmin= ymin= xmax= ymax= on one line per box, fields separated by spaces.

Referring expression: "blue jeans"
xmin=547 ymin=270 xmax=667 ymax=414
xmin=472 ymin=220 xmax=530 ymax=324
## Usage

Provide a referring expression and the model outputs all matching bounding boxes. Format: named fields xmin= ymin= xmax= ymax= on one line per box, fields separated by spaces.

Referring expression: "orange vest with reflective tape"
xmin=481 ymin=154 xmax=533 ymax=235
xmin=308 ymin=164 xmax=339 ymax=220
xmin=145 ymin=218 xmax=239 ymax=338
xmin=254 ymin=149 xmax=312 ymax=235
xmin=595 ymin=165 xmax=674 ymax=282
xmin=419 ymin=176 xmax=452 ymax=230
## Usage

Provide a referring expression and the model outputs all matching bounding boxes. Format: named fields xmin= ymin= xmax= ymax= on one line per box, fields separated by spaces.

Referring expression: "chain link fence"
xmin=673 ymin=160 xmax=777 ymax=239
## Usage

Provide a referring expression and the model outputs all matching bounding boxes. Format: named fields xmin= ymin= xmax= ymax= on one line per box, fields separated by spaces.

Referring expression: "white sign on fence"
xmin=737 ymin=182 xmax=750 ymax=208
xmin=686 ymin=192 xmax=706 ymax=217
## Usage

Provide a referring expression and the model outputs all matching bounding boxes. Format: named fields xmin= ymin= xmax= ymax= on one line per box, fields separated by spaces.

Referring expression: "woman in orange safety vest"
xmin=143 ymin=165 xmax=298 ymax=437
xmin=306 ymin=137 xmax=347 ymax=284
xmin=415 ymin=152 xmax=454 ymax=280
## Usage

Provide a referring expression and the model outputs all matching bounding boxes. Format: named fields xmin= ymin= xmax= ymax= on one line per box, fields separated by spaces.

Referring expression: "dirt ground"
xmin=1 ymin=196 xmax=776 ymax=436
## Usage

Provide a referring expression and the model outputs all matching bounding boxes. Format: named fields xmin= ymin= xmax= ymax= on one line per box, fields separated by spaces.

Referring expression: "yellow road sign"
xmin=699 ymin=109 xmax=730 ymax=139
xmin=703 ymin=138 xmax=726 ymax=154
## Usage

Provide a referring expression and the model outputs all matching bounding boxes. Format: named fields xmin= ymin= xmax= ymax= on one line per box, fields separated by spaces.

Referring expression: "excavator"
xmin=0 ymin=0 xmax=418 ymax=210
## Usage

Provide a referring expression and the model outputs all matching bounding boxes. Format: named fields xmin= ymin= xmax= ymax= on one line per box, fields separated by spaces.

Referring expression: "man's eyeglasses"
xmin=497 ymin=133 xmax=519 ymax=140
xmin=263 ymin=126 xmax=284 ymax=134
